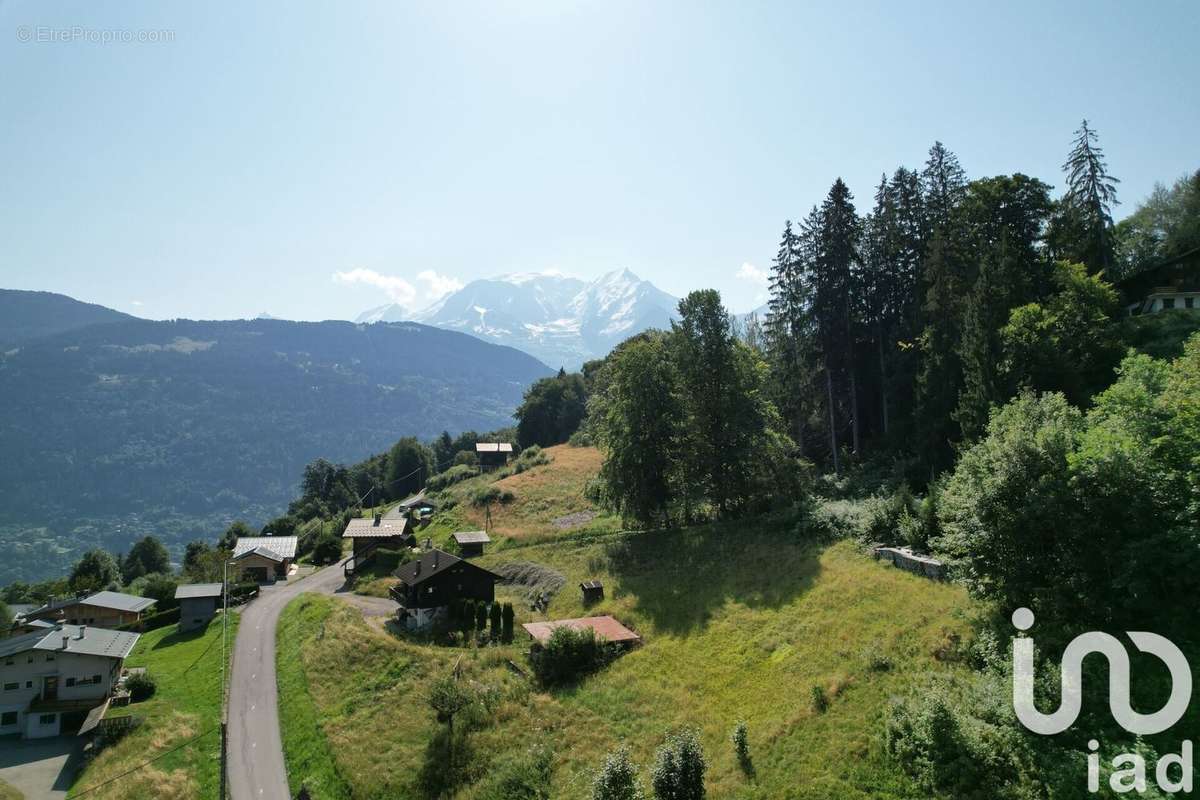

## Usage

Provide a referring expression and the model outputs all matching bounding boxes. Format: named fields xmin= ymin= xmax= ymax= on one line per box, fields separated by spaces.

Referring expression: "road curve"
xmin=226 ymin=561 xmax=359 ymax=800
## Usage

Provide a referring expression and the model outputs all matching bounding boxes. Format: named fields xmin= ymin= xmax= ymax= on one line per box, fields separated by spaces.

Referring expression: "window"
xmin=24 ymin=681 xmax=31 ymax=689
xmin=3 ymin=658 xmax=12 ymax=666
xmin=65 ymin=678 xmax=76 ymax=688
xmin=3 ymin=683 xmax=18 ymax=691
xmin=1163 ymin=298 xmax=1176 ymax=310
xmin=1187 ymin=297 xmax=1195 ymax=309
xmin=45 ymin=654 xmax=54 ymax=662
xmin=92 ymin=675 xmax=101 ymax=684
xmin=0 ymin=712 xmax=16 ymax=726
xmin=39 ymin=714 xmax=55 ymax=725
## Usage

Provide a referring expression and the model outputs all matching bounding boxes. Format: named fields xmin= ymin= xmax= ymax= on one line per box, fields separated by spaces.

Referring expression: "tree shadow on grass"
xmin=151 ymin=624 xmax=209 ymax=650
xmin=417 ymin=726 xmax=481 ymax=800
xmin=604 ymin=514 xmax=825 ymax=635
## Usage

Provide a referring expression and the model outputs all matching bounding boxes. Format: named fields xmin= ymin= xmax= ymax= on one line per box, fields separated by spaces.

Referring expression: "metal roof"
xmin=233 ymin=536 xmax=298 ymax=559
xmin=521 ymin=616 xmax=640 ymax=646
xmin=84 ymin=591 xmax=157 ymax=614
xmin=395 ymin=492 xmax=436 ymax=510
xmin=174 ymin=583 xmax=223 ymax=600
xmin=0 ymin=623 xmax=140 ymax=661
xmin=451 ymin=531 xmax=490 ymax=545
xmin=475 ymin=442 xmax=513 ymax=453
xmin=232 ymin=546 xmax=284 ymax=563
xmin=342 ymin=516 xmax=409 ymax=539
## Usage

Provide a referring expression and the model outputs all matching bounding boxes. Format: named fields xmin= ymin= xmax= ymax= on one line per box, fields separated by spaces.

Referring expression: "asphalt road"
xmin=227 ymin=560 xmax=393 ymax=800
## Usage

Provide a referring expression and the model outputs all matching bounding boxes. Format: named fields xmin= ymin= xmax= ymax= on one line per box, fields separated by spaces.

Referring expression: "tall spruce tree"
xmin=1057 ymin=120 xmax=1120 ymax=273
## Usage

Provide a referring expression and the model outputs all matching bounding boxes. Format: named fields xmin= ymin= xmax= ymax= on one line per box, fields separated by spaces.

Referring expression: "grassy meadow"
xmin=279 ymin=515 xmax=976 ymax=799
xmin=68 ymin=615 xmax=237 ymax=800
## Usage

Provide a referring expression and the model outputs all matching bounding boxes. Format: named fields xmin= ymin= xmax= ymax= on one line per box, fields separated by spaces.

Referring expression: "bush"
xmin=229 ymin=582 xmax=259 ymax=603
xmin=489 ymin=602 xmax=502 ymax=640
xmin=529 ymin=626 xmax=617 ymax=687
xmin=428 ymin=464 xmax=479 ymax=492
xmin=310 ymin=531 xmax=343 ymax=565
xmin=731 ymin=721 xmax=750 ymax=772
xmin=650 ymin=728 xmax=706 ymax=800
xmin=568 ymin=429 xmax=594 ymax=447
xmin=471 ymin=485 xmax=515 ymax=507
xmin=810 ymin=685 xmax=828 ymax=714
xmin=476 ymin=743 xmax=554 ymax=800
xmin=126 ymin=672 xmax=157 ymax=702
xmin=501 ymin=603 xmax=515 ymax=644
xmin=592 ymin=746 xmax=643 ymax=800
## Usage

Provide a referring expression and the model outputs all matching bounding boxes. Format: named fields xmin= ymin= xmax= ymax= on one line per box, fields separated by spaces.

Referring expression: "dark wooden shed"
xmin=580 ymin=580 xmax=604 ymax=604
xmin=451 ymin=530 xmax=491 ymax=558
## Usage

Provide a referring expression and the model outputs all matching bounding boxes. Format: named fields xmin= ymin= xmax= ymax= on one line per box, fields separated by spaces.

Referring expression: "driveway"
xmin=226 ymin=560 xmax=394 ymax=800
xmin=0 ymin=735 xmax=84 ymax=799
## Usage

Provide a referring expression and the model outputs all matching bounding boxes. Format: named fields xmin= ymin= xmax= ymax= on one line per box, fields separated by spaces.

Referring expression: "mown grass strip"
xmin=277 ymin=595 xmax=353 ymax=800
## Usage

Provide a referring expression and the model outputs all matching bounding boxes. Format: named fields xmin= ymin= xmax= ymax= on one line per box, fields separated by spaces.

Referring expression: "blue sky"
xmin=1 ymin=1 xmax=1196 ymax=321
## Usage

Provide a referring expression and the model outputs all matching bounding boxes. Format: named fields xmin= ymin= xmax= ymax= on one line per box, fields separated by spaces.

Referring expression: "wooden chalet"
xmin=389 ymin=549 xmax=498 ymax=629
xmin=343 ymin=513 xmax=412 ymax=576
xmin=475 ymin=442 xmax=513 ymax=471
xmin=1118 ymin=247 xmax=1200 ymax=315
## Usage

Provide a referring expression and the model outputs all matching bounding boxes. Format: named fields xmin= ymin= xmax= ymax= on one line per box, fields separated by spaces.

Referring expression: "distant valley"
xmin=0 ymin=290 xmax=551 ymax=583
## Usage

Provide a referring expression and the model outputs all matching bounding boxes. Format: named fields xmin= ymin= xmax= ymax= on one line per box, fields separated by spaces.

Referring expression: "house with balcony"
xmin=0 ymin=622 xmax=139 ymax=738
xmin=389 ymin=549 xmax=498 ymax=630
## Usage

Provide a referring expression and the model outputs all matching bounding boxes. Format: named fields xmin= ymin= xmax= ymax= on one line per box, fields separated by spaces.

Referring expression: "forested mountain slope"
xmin=0 ymin=288 xmax=135 ymax=346
xmin=0 ymin=316 xmax=551 ymax=582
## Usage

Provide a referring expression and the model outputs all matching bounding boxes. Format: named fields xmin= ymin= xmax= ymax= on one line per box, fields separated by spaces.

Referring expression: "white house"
xmin=0 ymin=622 xmax=139 ymax=738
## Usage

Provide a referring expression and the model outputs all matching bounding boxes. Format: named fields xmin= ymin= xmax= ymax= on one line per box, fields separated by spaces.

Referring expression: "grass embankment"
xmin=0 ymin=779 xmax=23 ymax=800
xmin=68 ymin=615 xmax=237 ymax=800
xmin=279 ymin=522 xmax=976 ymax=799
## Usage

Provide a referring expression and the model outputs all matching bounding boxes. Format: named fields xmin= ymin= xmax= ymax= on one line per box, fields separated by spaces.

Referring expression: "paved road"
xmin=226 ymin=561 xmax=394 ymax=800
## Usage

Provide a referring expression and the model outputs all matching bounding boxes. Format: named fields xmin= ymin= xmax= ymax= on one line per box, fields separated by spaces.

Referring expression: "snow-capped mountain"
xmin=355 ymin=269 xmax=679 ymax=368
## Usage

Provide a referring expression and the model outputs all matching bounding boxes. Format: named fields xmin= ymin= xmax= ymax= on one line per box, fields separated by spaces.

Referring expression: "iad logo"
xmin=1011 ymin=607 xmax=1195 ymax=793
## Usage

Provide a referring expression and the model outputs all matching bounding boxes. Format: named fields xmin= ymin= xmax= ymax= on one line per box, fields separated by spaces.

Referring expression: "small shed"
xmin=521 ymin=615 xmax=640 ymax=649
xmin=451 ymin=530 xmax=491 ymax=558
xmin=579 ymin=580 xmax=604 ymax=605
xmin=475 ymin=442 xmax=514 ymax=471
xmin=174 ymin=584 xmax=222 ymax=632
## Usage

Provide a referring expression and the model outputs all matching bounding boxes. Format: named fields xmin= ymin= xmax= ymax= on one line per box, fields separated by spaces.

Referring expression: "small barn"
xmin=389 ymin=549 xmax=499 ymax=630
xmin=451 ymin=530 xmax=490 ymax=558
xmin=232 ymin=536 xmax=299 ymax=583
xmin=174 ymin=584 xmax=222 ymax=632
xmin=475 ymin=442 xmax=513 ymax=471
xmin=521 ymin=615 xmax=640 ymax=649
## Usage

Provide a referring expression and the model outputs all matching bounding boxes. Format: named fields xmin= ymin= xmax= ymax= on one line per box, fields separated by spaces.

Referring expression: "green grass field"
xmin=68 ymin=615 xmax=238 ymax=800
xmin=0 ymin=779 xmax=23 ymax=800
xmin=279 ymin=517 xmax=976 ymax=799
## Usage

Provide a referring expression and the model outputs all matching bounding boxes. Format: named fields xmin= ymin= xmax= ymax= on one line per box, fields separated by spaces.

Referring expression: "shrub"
xmin=310 ymin=531 xmax=343 ymax=565
xmin=810 ymin=685 xmax=828 ymax=714
xmin=475 ymin=602 xmax=488 ymax=632
xmin=126 ymin=672 xmax=157 ymax=702
xmin=592 ymin=746 xmax=643 ymax=800
xmin=477 ymin=743 xmax=554 ymax=800
xmin=650 ymin=728 xmax=706 ymax=800
xmin=862 ymin=643 xmax=893 ymax=672
xmin=501 ymin=603 xmax=515 ymax=643
xmin=529 ymin=626 xmax=617 ymax=687
xmin=471 ymin=486 xmax=515 ymax=507
xmin=428 ymin=464 xmax=479 ymax=492
xmin=568 ymin=429 xmax=594 ymax=447
xmin=489 ymin=601 xmax=502 ymax=640
xmin=731 ymin=721 xmax=750 ymax=772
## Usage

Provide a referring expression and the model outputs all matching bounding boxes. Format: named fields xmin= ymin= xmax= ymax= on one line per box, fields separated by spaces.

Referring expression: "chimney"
xmin=433 ymin=551 xmax=439 ymax=569
xmin=414 ymin=560 xmax=421 ymax=576
xmin=62 ymin=635 xmax=70 ymax=650
xmin=374 ymin=512 xmax=382 ymax=526
xmin=77 ymin=625 xmax=86 ymax=639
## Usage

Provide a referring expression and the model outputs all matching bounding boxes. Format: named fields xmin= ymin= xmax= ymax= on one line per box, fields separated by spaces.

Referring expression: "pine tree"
xmin=1059 ymin=120 xmax=1120 ymax=273
xmin=489 ymin=601 xmax=502 ymax=640
xmin=921 ymin=141 xmax=967 ymax=235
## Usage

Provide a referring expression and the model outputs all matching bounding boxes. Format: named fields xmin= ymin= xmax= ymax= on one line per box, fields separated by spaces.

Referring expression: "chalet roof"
xmin=85 ymin=591 xmax=157 ymax=614
xmin=0 ymin=623 xmax=140 ymax=661
xmin=393 ymin=549 xmax=499 ymax=586
xmin=521 ymin=616 xmax=640 ymax=646
xmin=451 ymin=531 xmax=490 ymax=545
xmin=232 ymin=546 xmax=284 ymax=563
xmin=475 ymin=442 xmax=513 ymax=453
xmin=233 ymin=536 xmax=298 ymax=560
xmin=27 ymin=591 xmax=155 ymax=619
xmin=343 ymin=516 xmax=410 ymax=539
xmin=174 ymin=583 xmax=223 ymax=600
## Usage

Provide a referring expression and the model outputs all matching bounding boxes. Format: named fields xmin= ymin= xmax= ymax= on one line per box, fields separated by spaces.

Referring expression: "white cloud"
xmin=416 ymin=270 xmax=464 ymax=299
xmin=333 ymin=267 xmax=463 ymax=312
xmin=735 ymin=262 xmax=769 ymax=287
xmin=130 ymin=300 xmax=144 ymax=307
